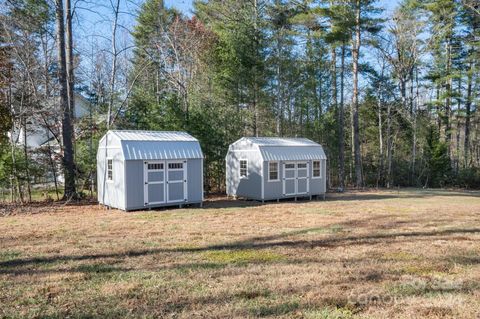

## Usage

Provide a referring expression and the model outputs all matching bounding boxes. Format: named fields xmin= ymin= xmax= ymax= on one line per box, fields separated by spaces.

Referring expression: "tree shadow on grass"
xmin=1 ymin=226 xmax=480 ymax=272
xmin=325 ymin=188 xmax=480 ymax=202
xmin=201 ymin=189 xmax=480 ymax=209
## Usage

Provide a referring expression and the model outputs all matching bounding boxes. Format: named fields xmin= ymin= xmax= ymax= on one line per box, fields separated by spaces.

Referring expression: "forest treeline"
xmin=0 ymin=0 xmax=479 ymax=201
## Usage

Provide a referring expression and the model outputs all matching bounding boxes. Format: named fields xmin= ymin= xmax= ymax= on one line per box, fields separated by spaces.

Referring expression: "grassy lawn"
xmin=1 ymin=189 xmax=479 ymax=318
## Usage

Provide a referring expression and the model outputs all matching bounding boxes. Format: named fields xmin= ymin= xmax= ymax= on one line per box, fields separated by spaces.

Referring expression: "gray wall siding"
xmin=125 ymin=159 xmax=203 ymax=211
xmin=125 ymin=160 xmax=145 ymax=210
xmin=262 ymin=159 xmax=327 ymax=200
xmin=226 ymin=150 xmax=263 ymax=200
xmin=187 ymin=158 xmax=203 ymax=203
xmin=263 ymin=161 xmax=282 ymax=200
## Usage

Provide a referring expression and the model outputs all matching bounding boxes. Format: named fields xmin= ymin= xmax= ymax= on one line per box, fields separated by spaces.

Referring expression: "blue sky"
xmin=76 ymin=0 xmax=402 ymax=46
xmin=74 ymin=0 xmax=402 ymax=83
xmin=164 ymin=0 xmax=402 ymax=16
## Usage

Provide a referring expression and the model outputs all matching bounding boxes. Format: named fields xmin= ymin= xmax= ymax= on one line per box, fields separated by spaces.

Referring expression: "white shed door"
xmin=144 ymin=161 xmax=165 ymax=205
xmin=166 ymin=161 xmax=187 ymax=203
xmin=282 ymin=162 xmax=309 ymax=196
xmin=283 ymin=163 xmax=296 ymax=196
xmin=296 ymin=162 xmax=309 ymax=194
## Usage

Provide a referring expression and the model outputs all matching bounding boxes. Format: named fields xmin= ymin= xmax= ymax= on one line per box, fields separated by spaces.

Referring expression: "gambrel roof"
xmin=228 ymin=137 xmax=326 ymax=161
xmin=98 ymin=130 xmax=203 ymax=160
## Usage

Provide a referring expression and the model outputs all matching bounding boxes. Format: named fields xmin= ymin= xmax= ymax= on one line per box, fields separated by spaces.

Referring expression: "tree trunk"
xmin=386 ymin=102 xmax=393 ymax=188
xmin=22 ymin=115 xmax=32 ymax=202
xmin=455 ymin=74 xmax=462 ymax=173
xmin=464 ymin=60 xmax=473 ymax=168
xmin=352 ymin=0 xmax=362 ymax=188
xmin=66 ymin=0 xmax=75 ymax=121
xmin=411 ymin=67 xmax=419 ymax=185
xmin=276 ymin=30 xmax=283 ymax=136
xmin=331 ymin=46 xmax=337 ymax=112
xmin=55 ymin=0 xmax=76 ymax=199
xmin=252 ymin=0 xmax=259 ymax=137
xmin=445 ymin=39 xmax=452 ymax=149
xmin=339 ymin=44 xmax=345 ymax=190
xmin=107 ymin=0 xmax=121 ymax=129
xmin=47 ymin=139 xmax=60 ymax=201
xmin=377 ymin=93 xmax=383 ymax=188
xmin=400 ymin=78 xmax=407 ymax=111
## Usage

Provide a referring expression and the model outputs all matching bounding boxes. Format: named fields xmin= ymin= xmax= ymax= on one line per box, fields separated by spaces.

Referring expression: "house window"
xmin=285 ymin=163 xmax=295 ymax=169
xmin=107 ymin=159 xmax=113 ymax=181
xmin=313 ymin=160 xmax=321 ymax=178
xmin=240 ymin=160 xmax=248 ymax=178
xmin=269 ymin=162 xmax=279 ymax=181
xmin=168 ymin=163 xmax=183 ymax=170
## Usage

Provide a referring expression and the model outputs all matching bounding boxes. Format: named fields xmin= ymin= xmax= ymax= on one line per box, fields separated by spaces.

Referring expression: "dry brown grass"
xmin=1 ymin=189 xmax=479 ymax=318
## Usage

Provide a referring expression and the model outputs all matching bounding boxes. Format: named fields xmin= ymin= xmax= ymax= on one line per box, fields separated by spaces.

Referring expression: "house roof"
xmin=230 ymin=137 xmax=326 ymax=161
xmin=101 ymin=130 xmax=203 ymax=160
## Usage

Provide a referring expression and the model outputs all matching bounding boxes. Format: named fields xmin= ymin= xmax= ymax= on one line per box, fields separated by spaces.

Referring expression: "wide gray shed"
xmin=226 ymin=137 xmax=326 ymax=201
xmin=97 ymin=130 xmax=203 ymax=211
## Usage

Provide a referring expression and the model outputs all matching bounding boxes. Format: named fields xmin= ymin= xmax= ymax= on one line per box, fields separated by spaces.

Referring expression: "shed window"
xmin=107 ymin=159 xmax=113 ymax=181
xmin=313 ymin=160 xmax=321 ymax=178
xmin=268 ymin=162 xmax=279 ymax=181
xmin=240 ymin=160 xmax=248 ymax=178
xmin=148 ymin=163 xmax=164 ymax=170
xmin=168 ymin=163 xmax=183 ymax=170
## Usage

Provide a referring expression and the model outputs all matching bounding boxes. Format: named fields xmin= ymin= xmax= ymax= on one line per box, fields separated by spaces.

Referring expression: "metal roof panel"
xmin=259 ymin=145 xmax=326 ymax=161
xmin=240 ymin=137 xmax=319 ymax=147
xmin=104 ymin=130 xmax=203 ymax=160
xmin=110 ymin=130 xmax=198 ymax=142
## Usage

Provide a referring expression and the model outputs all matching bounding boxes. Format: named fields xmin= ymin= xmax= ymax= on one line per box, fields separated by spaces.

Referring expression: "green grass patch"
xmin=174 ymin=262 xmax=225 ymax=274
xmin=235 ymin=287 xmax=272 ymax=300
xmin=248 ymin=300 xmax=300 ymax=317
xmin=382 ymin=251 xmax=419 ymax=261
xmin=305 ymin=225 xmax=344 ymax=235
xmin=133 ymin=212 xmax=173 ymax=220
xmin=401 ymin=264 xmax=448 ymax=276
xmin=387 ymin=277 xmax=466 ymax=297
xmin=0 ymin=250 xmax=22 ymax=261
xmin=75 ymin=263 xmax=120 ymax=274
xmin=301 ymin=207 xmax=335 ymax=215
xmin=202 ymin=249 xmax=284 ymax=264
xmin=303 ymin=307 xmax=355 ymax=319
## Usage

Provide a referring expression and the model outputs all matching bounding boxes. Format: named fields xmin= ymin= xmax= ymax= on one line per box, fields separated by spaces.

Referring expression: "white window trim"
xmin=268 ymin=161 xmax=279 ymax=182
xmin=167 ymin=162 xmax=184 ymax=171
xmin=312 ymin=160 xmax=322 ymax=179
xmin=239 ymin=159 xmax=248 ymax=179
xmin=147 ymin=163 xmax=164 ymax=171
xmin=106 ymin=158 xmax=113 ymax=182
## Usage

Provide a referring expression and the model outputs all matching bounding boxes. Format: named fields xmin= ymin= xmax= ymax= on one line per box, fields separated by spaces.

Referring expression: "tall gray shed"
xmin=226 ymin=137 xmax=326 ymax=201
xmin=97 ymin=130 xmax=203 ymax=211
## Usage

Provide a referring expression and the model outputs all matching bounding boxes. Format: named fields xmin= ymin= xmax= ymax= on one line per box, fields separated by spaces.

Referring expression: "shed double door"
xmin=144 ymin=160 xmax=188 ymax=206
xmin=282 ymin=162 xmax=309 ymax=196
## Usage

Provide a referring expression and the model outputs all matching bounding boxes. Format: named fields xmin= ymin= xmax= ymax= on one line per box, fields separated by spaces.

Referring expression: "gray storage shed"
xmin=226 ymin=137 xmax=326 ymax=201
xmin=97 ymin=130 xmax=203 ymax=211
